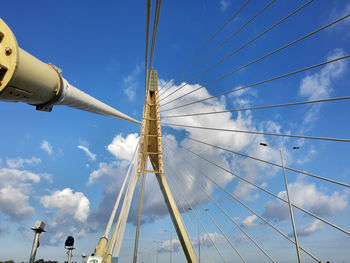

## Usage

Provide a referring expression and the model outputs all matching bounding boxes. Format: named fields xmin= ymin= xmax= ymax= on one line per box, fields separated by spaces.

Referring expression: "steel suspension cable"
xmin=109 ymin=153 xmax=140 ymax=257
xmin=147 ymin=0 xmax=162 ymax=92
xmin=159 ymin=0 xmax=253 ymax=96
xmin=165 ymin=142 xmax=321 ymax=262
xmin=163 ymin=136 xmax=350 ymax=236
xmin=165 ymin=164 xmax=227 ymax=263
xmin=163 ymin=122 xmax=350 ymax=143
xmin=160 ymin=14 xmax=350 ymax=108
xmin=159 ymin=0 xmax=314 ymax=103
xmin=164 ymin=0 xmax=276 ymax=96
xmin=144 ymin=0 xmax=151 ymax=92
xmin=166 ymin=158 xmax=247 ymax=263
xmin=160 ymin=54 xmax=350 ymax=112
xmin=164 ymin=165 xmax=212 ymax=263
xmin=104 ymin=141 xmax=139 ymax=239
xmin=165 ymin=149 xmax=276 ymax=263
xmin=161 ymin=96 xmax=350 ymax=118
xmin=158 ymin=0 xmax=251 ymax=95
xmin=132 ymin=172 xmax=147 ymax=263
xmin=164 ymin=130 xmax=350 ymax=188
xmin=166 ymin=157 xmax=247 ymax=263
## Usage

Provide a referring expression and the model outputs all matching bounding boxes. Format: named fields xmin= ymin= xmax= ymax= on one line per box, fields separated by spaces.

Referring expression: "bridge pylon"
xmin=133 ymin=69 xmax=198 ymax=263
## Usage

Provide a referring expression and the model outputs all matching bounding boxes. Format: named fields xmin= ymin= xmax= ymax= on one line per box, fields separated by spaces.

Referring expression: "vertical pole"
xmin=280 ymin=148 xmax=302 ymax=263
xmin=133 ymin=173 xmax=147 ymax=263
xmin=67 ymin=249 xmax=73 ymax=263
xmin=29 ymin=232 xmax=41 ymax=263
xmin=170 ymin=231 xmax=172 ymax=263
xmin=198 ymin=211 xmax=200 ymax=263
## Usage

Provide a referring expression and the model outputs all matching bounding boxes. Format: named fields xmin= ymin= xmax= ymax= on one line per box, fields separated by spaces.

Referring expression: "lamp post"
xmin=260 ymin=143 xmax=302 ymax=263
xmin=188 ymin=207 xmax=201 ymax=263
xmin=164 ymin=230 xmax=172 ymax=263
xmin=65 ymin=236 xmax=75 ymax=263
xmin=29 ymin=220 xmax=46 ymax=263
xmin=82 ymin=253 xmax=87 ymax=263
xmin=153 ymin=241 xmax=159 ymax=263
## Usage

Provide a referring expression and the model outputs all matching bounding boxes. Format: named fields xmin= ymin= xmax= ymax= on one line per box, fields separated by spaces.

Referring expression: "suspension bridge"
xmin=0 ymin=0 xmax=349 ymax=262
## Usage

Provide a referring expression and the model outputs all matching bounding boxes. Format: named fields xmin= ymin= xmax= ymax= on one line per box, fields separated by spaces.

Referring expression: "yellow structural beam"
xmin=136 ymin=70 xmax=198 ymax=263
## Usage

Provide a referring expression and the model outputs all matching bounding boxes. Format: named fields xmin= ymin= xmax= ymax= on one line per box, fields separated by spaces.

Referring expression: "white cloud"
xmin=77 ymin=145 xmax=96 ymax=161
xmin=219 ymin=0 xmax=231 ymax=12
xmin=196 ymin=232 xmax=224 ymax=248
xmin=0 ymin=186 xmax=34 ymax=219
xmin=6 ymin=157 xmax=41 ymax=169
xmin=160 ymin=81 xmax=283 ymax=201
xmin=263 ymin=180 xmax=348 ymax=221
xmin=88 ymin=79 xmax=284 ymax=229
xmin=299 ymin=48 xmax=347 ymax=124
xmin=157 ymin=232 xmax=223 ymax=254
xmin=41 ymin=140 xmax=53 ymax=155
xmin=39 ymin=188 xmax=91 ymax=245
xmin=123 ymin=63 xmax=141 ymax=101
xmin=107 ymin=133 xmax=139 ymax=161
xmin=40 ymin=188 xmax=90 ymax=225
xmin=0 ymin=168 xmax=41 ymax=220
xmin=157 ymin=238 xmax=181 ymax=253
xmin=294 ymin=220 xmax=325 ymax=237
xmin=88 ymin=161 xmax=125 ymax=185
xmin=241 ymin=214 xmax=258 ymax=228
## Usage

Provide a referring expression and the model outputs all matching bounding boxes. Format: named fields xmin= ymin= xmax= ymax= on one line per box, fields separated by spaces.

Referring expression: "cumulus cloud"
xmin=241 ymin=214 xmax=258 ymax=228
xmin=107 ymin=133 xmax=139 ymax=161
xmin=88 ymin=79 xmax=283 ymax=230
xmin=0 ymin=186 xmax=34 ymax=219
xmin=160 ymin=80 xmax=282 ymax=201
xmin=157 ymin=232 xmax=223 ymax=254
xmin=293 ymin=220 xmax=325 ymax=237
xmin=39 ymin=188 xmax=91 ymax=245
xmin=40 ymin=188 xmax=90 ymax=225
xmin=41 ymin=140 xmax=53 ymax=155
xmin=263 ymin=180 xmax=348 ymax=221
xmin=77 ymin=145 xmax=96 ymax=161
xmin=157 ymin=238 xmax=181 ymax=253
xmin=0 ymin=168 xmax=41 ymax=220
xmin=299 ymin=48 xmax=347 ymax=124
xmin=6 ymin=157 xmax=41 ymax=169
xmin=88 ymin=161 xmax=128 ymax=186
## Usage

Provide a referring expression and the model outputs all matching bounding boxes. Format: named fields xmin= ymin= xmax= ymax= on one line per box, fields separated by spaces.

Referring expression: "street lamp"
xmin=82 ymin=253 xmax=87 ymax=263
xmin=188 ymin=207 xmax=201 ymax=263
xmin=164 ymin=230 xmax=172 ymax=263
xmin=153 ymin=241 xmax=160 ymax=263
xmin=260 ymin=142 xmax=302 ymax=263
xmin=29 ymin=220 xmax=46 ymax=263
xmin=65 ymin=236 xmax=75 ymax=263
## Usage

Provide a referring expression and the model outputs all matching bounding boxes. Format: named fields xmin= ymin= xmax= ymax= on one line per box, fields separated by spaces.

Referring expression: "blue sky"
xmin=0 ymin=0 xmax=350 ymax=262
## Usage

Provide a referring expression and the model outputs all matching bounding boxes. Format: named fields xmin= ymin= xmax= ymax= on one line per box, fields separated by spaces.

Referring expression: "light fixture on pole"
xmin=260 ymin=142 xmax=301 ymax=263
xmin=188 ymin=207 xmax=201 ymax=263
xmin=65 ymin=236 xmax=75 ymax=263
xmin=153 ymin=240 xmax=160 ymax=263
xmin=82 ymin=253 xmax=87 ymax=263
xmin=164 ymin=230 xmax=172 ymax=263
xmin=29 ymin=220 xmax=46 ymax=263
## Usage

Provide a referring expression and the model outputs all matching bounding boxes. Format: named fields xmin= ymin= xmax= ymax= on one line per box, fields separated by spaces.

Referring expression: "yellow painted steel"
xmin=0 ymin=19 xmax=62 ymax=106
xmin=136 ymin=70 xmax=198 ymax=263
xmin=0 ymin=18 xmax=18 ymax=93
xmin=94 ymin=237 xmax=108 ymax=258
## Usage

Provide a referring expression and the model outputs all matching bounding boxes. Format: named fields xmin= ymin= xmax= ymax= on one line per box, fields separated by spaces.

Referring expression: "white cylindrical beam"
xmin=0 ymin=18 xmax=139 ymax=123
